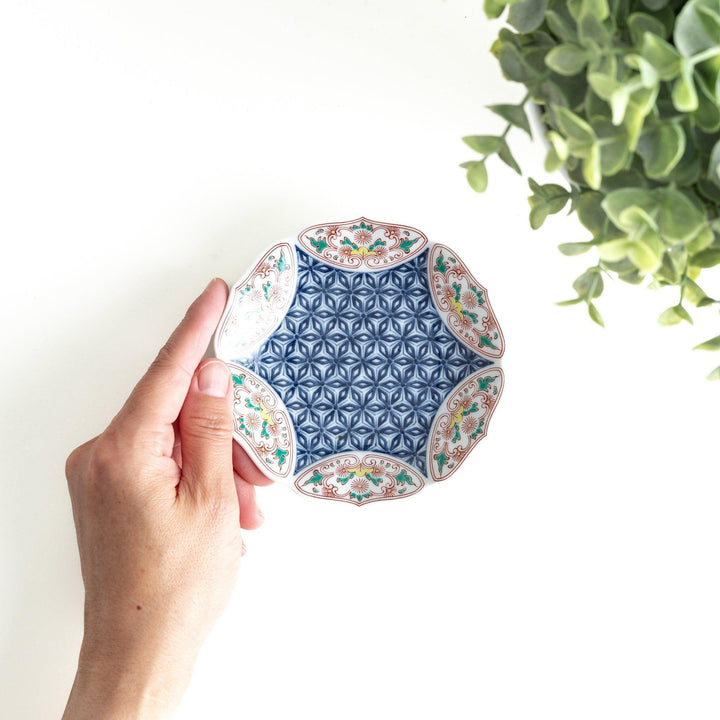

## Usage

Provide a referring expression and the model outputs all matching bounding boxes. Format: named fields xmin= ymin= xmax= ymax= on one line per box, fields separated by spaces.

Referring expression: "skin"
xmin=63 ymin=279 xmax=271 ymax=720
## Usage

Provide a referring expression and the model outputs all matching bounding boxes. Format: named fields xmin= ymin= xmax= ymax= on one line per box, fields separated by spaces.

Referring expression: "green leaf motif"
xmin=303 ymin=470 xmax=324 ymax=486
xmin=395 ymin=470 xmax=415 ymax=486
xmin=658 ymin=304 xmax=693 ymax=325
xmin=434 ymin=252 xmax=448 ymax=275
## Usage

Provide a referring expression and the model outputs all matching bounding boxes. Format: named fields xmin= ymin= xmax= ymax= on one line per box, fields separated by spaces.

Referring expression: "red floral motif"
xmin=226 ymin=363 xmax=295 ymax=481
xmin=295 ymin=453 xmax=425 ymax=505
xmin=428 ymin=244 xmax=505 ymax=359
xmin=297 ymin=217 xmax=429 ymax=270
xmin=428 ymin=368 xmax=504 ymax=483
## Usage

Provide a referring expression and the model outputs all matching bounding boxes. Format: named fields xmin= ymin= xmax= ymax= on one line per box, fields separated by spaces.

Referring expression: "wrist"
xmin=62 ymin=638 xmax=194 ymax=720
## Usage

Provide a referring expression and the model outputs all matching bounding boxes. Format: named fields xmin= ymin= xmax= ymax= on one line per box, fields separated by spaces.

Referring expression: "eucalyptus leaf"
xmin=694 ymin=333 xmax=720 ymax=350
xmin=691 ymin=248 xmax=720 ymax=267
xmin=672 ymin=60 xmax=699 ymax=111
xmin=587 ymin=301 xmax=605 ymax=326
xmin=508 ymin=0 xmax=549 ymax=32
xmin=558 ymin=241 xmax=596 ymax=255
xmin=707 ymin=138 xmax=720 ymax=187
xmin=573 ymin=268 xmax=604 ymax=298
xmin=463 ymin=161 xmax=489 ymax=192
xmin=498 ymin=139 xmax=522 ymax=174
xmin=487 ymin=103 xmax=532 ymax=136
xmin=694 ymin=73 xmax=720 ymax=132
xmin=641 ymin=32 xmax=682 ymax=79
xmin=641 ymin=0 xmax=670 ymax=10
xmin=675 ymin=0 xmax=720 ymax=55
xmin=706 ymin=365 xmax=720 ymax=380
xmin=628 ymin=12 xmax=669 ymax=44
xmin=545 ymin=44 xmax=588 ymax=75
xmin=636 ymin=122 xmax=686 ymax=178
xmin=468 ymin=0 xmax=720 ymax=378
xmin=484 ymin=0 xmax=508 ymax=19
xmin=463 ymin=135 xmax=503 ymax=155
xmin=658 ymin=304 xmax=693 ymax=325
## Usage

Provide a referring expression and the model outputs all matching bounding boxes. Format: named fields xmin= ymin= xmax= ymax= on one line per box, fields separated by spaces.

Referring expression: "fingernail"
xmin=198 ymin=360 xmax=229 ymax=397
xmin=204 ymin=277 xmax=218 ymax=292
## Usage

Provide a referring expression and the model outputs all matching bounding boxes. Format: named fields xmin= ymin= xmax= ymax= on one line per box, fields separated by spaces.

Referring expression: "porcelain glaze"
xmin=214 ymin=218 xmax=505 ymax=505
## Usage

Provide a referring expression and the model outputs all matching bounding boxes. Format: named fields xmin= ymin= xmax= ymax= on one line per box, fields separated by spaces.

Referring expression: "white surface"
xmin=1 ymin=2 xmax=718 ymax=718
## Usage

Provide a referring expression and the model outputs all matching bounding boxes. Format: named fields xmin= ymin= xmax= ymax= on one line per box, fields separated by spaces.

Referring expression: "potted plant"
xmin=462 ymin=0 xmax=720 ymax=379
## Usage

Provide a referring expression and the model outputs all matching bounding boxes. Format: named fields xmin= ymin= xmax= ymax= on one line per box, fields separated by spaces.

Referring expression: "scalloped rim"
xmin=296 ymin=216 xmax=429 ymax=271
xmin=294 ymin=452 xmax=426 ymax=506
xmin=213 ymin=241 xmax=298 ymax=363
xmin=226 ymin=362 xmax=297 ymax=482
xmin=426 ymin=367 xmax=505 ymax=483
xmin=213 ymin=220 xmax=506 ymax=503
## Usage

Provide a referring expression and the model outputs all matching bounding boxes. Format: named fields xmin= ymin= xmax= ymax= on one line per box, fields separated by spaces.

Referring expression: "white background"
xmin=1 ymin=1 xmax=719 ymax=718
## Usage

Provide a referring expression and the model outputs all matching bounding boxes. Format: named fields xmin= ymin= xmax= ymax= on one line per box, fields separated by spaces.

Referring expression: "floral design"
xmin=429 ymin=244 xmax=505 ymax=359
xmin=297 ymin=217 xmax=428 ymax=270
xmin=428 ymin=368 xmax=504 ymax=482
xmin=227 ymin=362 xmax=294 ymax=480
xmin=295 ymin=453 xmax=425 ymax=505
xmin=214 ymin=220 xmax=505 ymax=504
xmin=215 ymin=243 xmax=296 ymax=362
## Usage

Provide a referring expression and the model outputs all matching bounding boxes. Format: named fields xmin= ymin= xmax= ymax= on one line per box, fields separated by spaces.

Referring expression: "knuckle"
xmin=86 ymin=433 xmax=120 ymax=480
xmin=183 ymin=412 xmax=233 ymax=440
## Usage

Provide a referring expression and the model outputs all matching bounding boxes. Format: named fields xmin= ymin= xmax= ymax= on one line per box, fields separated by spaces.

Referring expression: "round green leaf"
xmin=656 ymin=188 xmax=707 ymax=243
xmin=555 ymin=107 xmax=597 ymax=158
xmin=675 ymin=0 xmax=720 ymax=55
xmin=636 ymin=123 xmax=686 ymax=178
xmin=545 ymin=44 xmax=588 ymax=75
xmin=691 ymin=248 xmax=720 ymax=267
xmin=594 ymin=119 xmax=630 ymax=176
xmin=628 ymin=12 xmax=669 ymax=44
xmin=707 ymin=138 xmax=720 ymax=187
xmin=694 ymin=73 xmax=720 ymax=132
xmin=602 ymin=188 xmax=658 ymax=232
xmin=641 ymin=32 xmax=682 ymax=79
xmin=558 ymin=242 xmax=596 ymax=256
xmin=508 ymin=0 xmax=549 ymax=32
xmin=465 ymin=161 xmax=489 ymax=193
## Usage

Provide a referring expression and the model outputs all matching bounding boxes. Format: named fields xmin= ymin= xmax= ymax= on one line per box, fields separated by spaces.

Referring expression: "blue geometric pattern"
xmin=245 ymin=248 xmax=492 ymax=476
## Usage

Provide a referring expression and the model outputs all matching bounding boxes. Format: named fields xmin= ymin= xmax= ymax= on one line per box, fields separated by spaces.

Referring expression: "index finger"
xmin=116 ymin=278 xmax=229 ymax=432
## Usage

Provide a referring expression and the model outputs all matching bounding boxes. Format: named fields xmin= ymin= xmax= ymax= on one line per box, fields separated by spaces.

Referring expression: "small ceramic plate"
xmin=214 ymin=217 xmax=504 ymax=505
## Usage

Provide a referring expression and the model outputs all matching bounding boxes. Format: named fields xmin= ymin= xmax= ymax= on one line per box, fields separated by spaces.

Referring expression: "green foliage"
xmin=464 ymin=0 xmax=720 ymax=378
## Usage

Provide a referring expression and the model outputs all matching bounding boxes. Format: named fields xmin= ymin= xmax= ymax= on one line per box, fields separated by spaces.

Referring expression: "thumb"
xmin=178 ymin=359 xmax=235 ymax=502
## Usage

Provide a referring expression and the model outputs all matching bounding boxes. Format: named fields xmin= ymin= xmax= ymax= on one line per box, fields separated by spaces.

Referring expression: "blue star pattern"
xmin=244 ymin=248 xmax=493 ymax=476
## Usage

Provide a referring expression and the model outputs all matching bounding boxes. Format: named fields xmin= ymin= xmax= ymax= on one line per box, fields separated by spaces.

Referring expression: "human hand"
xmin=63 ymin=279 xmax=269 ymax=720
